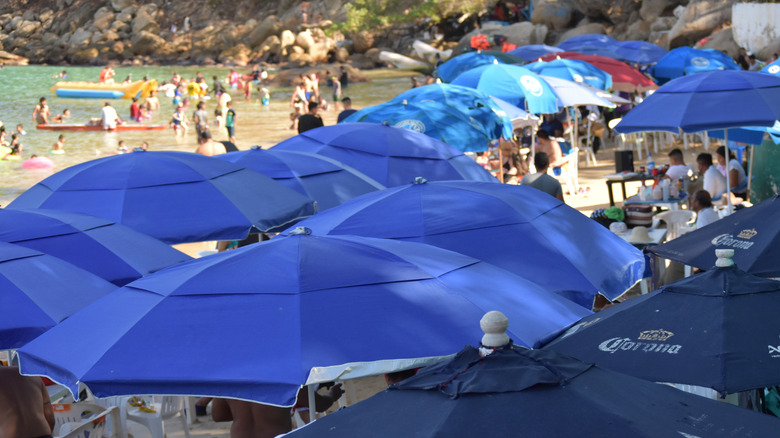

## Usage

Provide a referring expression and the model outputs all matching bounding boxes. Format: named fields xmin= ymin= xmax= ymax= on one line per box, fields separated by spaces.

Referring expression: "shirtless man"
xmin=195 ymin=130 xmax=227 ymax=156
xmin=0 ymin=366 xmax=55 ymax=438
xmin=32 ymin=97 xmax=51 ymax=125
xmin=212 ymin=384 xmax=343 ymax=438
xmin=143 ymin=90 xmax=161 ymax=113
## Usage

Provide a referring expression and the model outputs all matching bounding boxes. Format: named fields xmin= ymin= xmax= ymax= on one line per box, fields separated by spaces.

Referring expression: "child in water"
xmin=260 ymin=87 xmax=270 ymax=106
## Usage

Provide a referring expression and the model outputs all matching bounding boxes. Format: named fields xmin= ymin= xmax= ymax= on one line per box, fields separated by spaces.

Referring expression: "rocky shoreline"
xmin=1 ymin=0 xmax=778 ymax=79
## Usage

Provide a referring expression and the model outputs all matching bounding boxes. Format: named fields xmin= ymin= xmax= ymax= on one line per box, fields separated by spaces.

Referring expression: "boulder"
xmin=555 ymin=22 xmax=607 ymax=45
xmin=103 ymin=29 xmax=120 ymax=42
xmin=111 ymin=0 xmax=135 ymax=12
xmin=112 ymin=40 xmax=125 ymax=55
xmin=38 ymin=9 xmax=55 ymax=23
xmin=132 ymin=4 xmax=159 ymax=34
xmin=757 ymin=39 xmax=780 ymax=62
xmin=280 ymin=29 xmax=296 ymax=50
xmin=334 ymin=46 xmax=350 ymax=62
xmin=246 ymin=15 xmax=282 ymax=48
xmin=501 ymin=22 xmax=548 ymax=46
xmin=700 ymin=27 xmax=740 ymax=58
xmin=220 ymin=43 xmax=252 ymax=66
xmin=640 ymin=0 xmax=675 ymax=21
xmin=573 ymin=0 xmax=640 ymax=23
xmin=288 ymin=52 xmax=313 ymax=66
xmin=117 ymin=7 xmax=135 ymax=23
xmin=12 ymin=20 xmax=40 ymax=39
xmin=295 ymin=30 xmax=315 ymax=51
xmin=308 ymin=41 xmax=330 ymax=63
xmin=352 ymin=30 xmax=374 ymax=53
xmin=71 ymin=47 xmax=99 ymax=64
xmin=93 ymin=9 xmax=116 ymax=32
xmin=625 ymin=19 xmax=653 ymax=41
xmin=0 ymin=50 xmax=28 ymax=65
xmin=130 ymin=29 xmax=165 ymax=55
xmin=532 ymin=0 xmax=575 ymax=31
xmin=668 ymin=0 xmax=734 ymax=48
xmin=68 ymin=27 xmax=93 ymax=48
xmin=258 ymin=35 xmax=281 ymax=56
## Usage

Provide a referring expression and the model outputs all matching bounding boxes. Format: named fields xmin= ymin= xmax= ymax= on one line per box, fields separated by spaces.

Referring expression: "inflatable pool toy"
xmin=3 ymin=154 xmax=20 ymax=161
xmin=49 ymin=149 xmax=65 ymax=155
xmin=22 ymin=156 xmax=55 ymax=168
xmin=51 ymin=79 xmax=158 ymax=100
xmin=37 ymin=123 xmax=168 ymax=132
xmin=0 ymin=146 xmax=10 ymax=157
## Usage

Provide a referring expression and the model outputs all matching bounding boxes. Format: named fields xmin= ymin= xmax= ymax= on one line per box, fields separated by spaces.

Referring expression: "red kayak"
xmin=37 ymin=123 xmax=169 ymax=131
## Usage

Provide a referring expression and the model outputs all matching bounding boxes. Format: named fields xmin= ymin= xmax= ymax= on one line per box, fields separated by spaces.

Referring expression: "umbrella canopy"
xmin=435 ymin=50 xmax=523 ymax=82
xmin=0 ymin=208 xmax=191 ymax=286
xmin=0 ymin=242 xmax=116 ymax=349
xmin=540 ymin=52 xmax=657 ymax=93
xmin=215 ymin=147 xmax=385 ymax=211
xmin=761 ymin=58 xmax=780 ymax=77
xmin=526 ymin=58 xmax=613 ymax=90
xmin=291 ymin=180 xmax=644 ymax=308
xmin=273 ymin=123 xmax=497 ymax=185
xmin=342 ymin=100 xmax=502 ymax=152
xmin=650 ymin=47 xmax=741 ymax=84
xmin=556 ymin=43 xmax=621 ymax=59
xmin=489 ymin=96 xmax=540 ymax=129
xmin=450 ymin=64 xmax=559 ymax=114
xmin=613 ymin=40 xmax=668 ymax=65
xmin=505 ymin=44 xmax=562 ymax=62
xmin=538 ymin=75 xmax=616 ymax=108
xmin=543 ymin=254 xmax=780 ymax=394
xmin=7 ymin=151 xmax=317 ymax=244
xmin=18 ymin=230 xmax=589 ymax=405
xmin=557 ymin=34 xmax=618 ymax=51
xmin=390 ymin=83 xmax=514 ymax=141
xmin=614 ymin=70 xmax=780 ymax=134
xmin=648 ymin=195 xmax=780 ymax=277
xmin=286 ymin=344 xmax=780 ymax=437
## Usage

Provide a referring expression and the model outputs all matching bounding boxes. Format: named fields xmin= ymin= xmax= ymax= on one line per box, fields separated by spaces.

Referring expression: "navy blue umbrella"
xmin=7 ymin=151 xmax=317 ymax=244
xmin=543 ymin=253 xmax=780 ymax=394
xmin=17 ymin=230 xmax=588 ymax=405
xmin=650 ymin=47 xmax=740 ymax=84
xmin=286 ymin=344 xmax=780 ymax=437
xmin=272 ymin=123 xmax=497 ymax=186
xmin=557 ymin=34 xmax=618 ymax=51
xmin=648 ymin=195 xmax=780 ymax=277
xmin=215 ymin=147 xmax=385 ymax=211
xmin=0 ymin=208 xmax=191 ymax=286
xmin=291 ymin=180 xmax=645 ymax=308
xmin=506 ymin=44 xmax=563 ymax=62
xmin=0 ymin=242 xmax=116 ymax=349
xmin=613 ymin=40 xmax=668 ymax=65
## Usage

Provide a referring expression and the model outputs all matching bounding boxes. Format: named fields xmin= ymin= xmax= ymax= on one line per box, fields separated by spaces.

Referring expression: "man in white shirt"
xmin=696 ymin=152 xmax=726 ymax=200
xmin=100 ymin=101 xmax=120 ymax=130
xmin=691 ymin=190 xmax=720 ymax=229
xmin=664 ymin=148 xmax=692 ymax=181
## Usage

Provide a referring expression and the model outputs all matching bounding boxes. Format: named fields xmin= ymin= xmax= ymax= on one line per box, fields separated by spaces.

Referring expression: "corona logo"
xmin=572 ymin=74 xmax=584 ymax=83
xmin=769 ymin=65 xmax=780 ymax=75
xmin=737 ymin=228 xmax=758 ymax=240
xmin=690 ymin=57 xmax=710 ymax=67
xmin=638 ymin=329 xmax=674 ymax=341
xmin=520 ymin=75 xmax=544 ymax=97
xmin=394 ymin=119 xmax=425 ymax=133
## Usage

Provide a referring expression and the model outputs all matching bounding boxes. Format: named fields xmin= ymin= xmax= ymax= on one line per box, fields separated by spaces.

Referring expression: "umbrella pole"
xmin=497 ymin=143 xmax=505 ymax=183
xmin=724 ymin=130 xmax=732 ymax=213
xmin=530 ymin=128 xmax=537 ymax=173
xmin=747 ymin=144 xmax=754 ymax=202
xmin=308 ymin=384 xmax=316 ymax=423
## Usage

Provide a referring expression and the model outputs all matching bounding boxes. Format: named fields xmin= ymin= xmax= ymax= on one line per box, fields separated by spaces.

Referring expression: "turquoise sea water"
xmin=0 ymin=65 xmax=413 ymax=205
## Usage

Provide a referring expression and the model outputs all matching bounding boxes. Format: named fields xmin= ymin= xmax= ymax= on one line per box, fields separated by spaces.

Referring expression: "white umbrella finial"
xmin=480 ymin=311 xmax=510 ymax=356
xmin=715 ymin=249 xmax=735 ymax=267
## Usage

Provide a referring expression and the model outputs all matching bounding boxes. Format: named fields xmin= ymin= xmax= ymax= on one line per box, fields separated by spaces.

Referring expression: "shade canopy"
xmin=650 ymin=47 xmax=740 ymax=84
xmin=540 ymin=52 xmax=657 ymax=93
xmin=526 ymin=58 xmax=613 ymax=90
xmin=435 ymin=50 xmax=523 ymax=82
xmin=451 ymin=64 xmax=559 ymax=114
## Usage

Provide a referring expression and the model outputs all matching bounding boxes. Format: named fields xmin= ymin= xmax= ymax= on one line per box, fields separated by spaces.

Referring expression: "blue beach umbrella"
xmin=285 ymin=343 xmax=780 ymax=437
xmin=390 ymin=83 xmax=514 ymax=140
xmin=341 ymin=100 xmax=501 ymax=153
xmin=543 ymin=254 xmax=780 ymax=394
xmin=557 ymin=43 xmax=620 ymax=59
xmin=506 ymin=44 xmax=563 ymax=62
xmin=435 ymin=51 xmax=523 ymax=83
xmin=7 ymin=151 xmax=317 ymax=244
xmin=292 ymin=180 xmax=644 ymax=308
xmin=557 ymin=34 xmax=618 ymax=51
xmin=0 ymin=242 xmax=116 ymax=349
xmin=216 ymin=147 xmax=385 ymax=211
xmin=525 ymin=58 xmax=613 ymax=90
xmin=650 ymin=47 xmax=740 ymax=84
xmin=648 ymin=195 xmax=780 ymax=277
xmin=613 ymin=40 xmax=668 ymax=65
xmin=0 ymin=208 xmax=191 ymax=286
xmin=18 ymin=230 xmax=589 ymax=405
xmin=760 ymin=58 xmax=780 ymax=77
xmin=451 ymin=64 xmax=559 ymax=114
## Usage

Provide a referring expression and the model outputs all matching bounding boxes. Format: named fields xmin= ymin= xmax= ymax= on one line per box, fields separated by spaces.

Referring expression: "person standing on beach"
xmin=193 ymin=101 xmax=209 ymax=137
xmin=32 ymin=97 xmax=51 ymax=125
xmin=225 ymin=101 xmax=237 ymax=144
xmin=0 ymin=367 xmax=55 ymax=438
xmin=337 ymin=97 xmax=357 ymax=123
xmin=297 ymin=101 xmax=323 ymax=134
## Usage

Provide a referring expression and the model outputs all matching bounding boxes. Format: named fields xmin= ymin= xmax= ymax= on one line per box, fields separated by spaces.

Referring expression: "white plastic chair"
xmin=126 ymin=396 xmax=191 ymax=438
xmin=655 ymin=210 xmax=696 ymax=241
xmin=93 ymin=395 xmax=131 ymax=438
xmin=53 ymin=403 xmax=116 ymax=438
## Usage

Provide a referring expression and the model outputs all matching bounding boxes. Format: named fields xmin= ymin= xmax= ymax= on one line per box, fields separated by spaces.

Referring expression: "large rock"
xmin=573 ymin=0 xmax=640 ymax=23
xmin=12 ymin=20 xmax=40 ymax=39
xmin=259 ymin=35 xmax=281 ymax=56
xmin=701 ymin=27 xmax=740 ymax=57
xmin=93 ymin=9 xmax=116 ymax=32
xmin=130 ymin=29 xmax=165 ymax=55
xmin=625 ymin=19 xmax=653 ymax=41
xmin=308 ymin=41 xmax=330 ymax=63
xmin=246 ymin=15 xmax=282 ymax=48
xmin=280 ymin=29 xmax=296 ymax=51
xmin=640 ymin=0 xmax=675 ymax=21
xmin=132 ymin=4 xmax=159 ymax=34
xmin=352 ymin=30 xmax=374 ymax=53
xmin=295 ymin=30 xmax=315 ymax=51
xmin=555 ymin=22 xmax=607 ymax=45
xmin=668 ymin=0 xmax=735 ymax=48
xmin=71 ymin=47 xmax=99 ymax=64
xmin=220 ymin=43 xmax=252 ymax=66
xmin=68 ymin=27 xmax=93 ymax=48
xmin=501 ymin=22 xmax=548 ymax=46
xmin=111 ymin=0 xmax=135 ymax=12
xmin=532 ymin=0 xmax=575 ymax=31
xmin=117 ymin=7 xmax=136 ymax=23
xmin=0 ymin=50 xmax=28 ymax=65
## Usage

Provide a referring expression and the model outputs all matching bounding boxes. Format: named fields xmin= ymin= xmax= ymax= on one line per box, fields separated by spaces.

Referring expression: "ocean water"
xmin=0 ymin=65 xmax=413 ymax=205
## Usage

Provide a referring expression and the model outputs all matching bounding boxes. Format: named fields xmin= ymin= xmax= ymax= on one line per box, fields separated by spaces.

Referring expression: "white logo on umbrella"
xmin=690 ymin=57 xmax=710 ymax=67
xmin=769 ymin=65 xmax=780 ymax=74
xmin=572 ymin=74 xmax=584 ymax=83
xmin=520 ymin=75 xmax=545 ymax=97
xmin=394 ymin=119 xmax=426 ymax=133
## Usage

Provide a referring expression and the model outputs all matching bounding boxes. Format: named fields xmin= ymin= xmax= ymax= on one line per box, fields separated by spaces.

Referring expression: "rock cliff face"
xmin=0 ymin=0 xmax=768 ymax=67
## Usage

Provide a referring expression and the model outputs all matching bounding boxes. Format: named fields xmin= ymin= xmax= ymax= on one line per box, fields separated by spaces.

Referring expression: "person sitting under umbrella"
xmin=691 ymin=189 xmax=720 ymax=229
xmin=0 ymin=366 xmax=55 ymax=438
xmin=521 ymin=152 xmax=564 ymax=201
xmin=696 ymin=152 xmax=726 ymax=201
xmin=211 ymin=383 xmax=344 ymax=438
xmin=715 ymin=146 xmax=747 ymax=199
xmin=535 ymin=129 xmax=566 ymax=168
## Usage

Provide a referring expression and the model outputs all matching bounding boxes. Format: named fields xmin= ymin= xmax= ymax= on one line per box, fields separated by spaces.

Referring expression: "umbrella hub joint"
xmin=412 ymin=177 xmax=428 ymax=185
xmin=289 ymin=226 xmax=312 ymax=236
xmin=714 ymin=249 xmax=735 ymax=268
